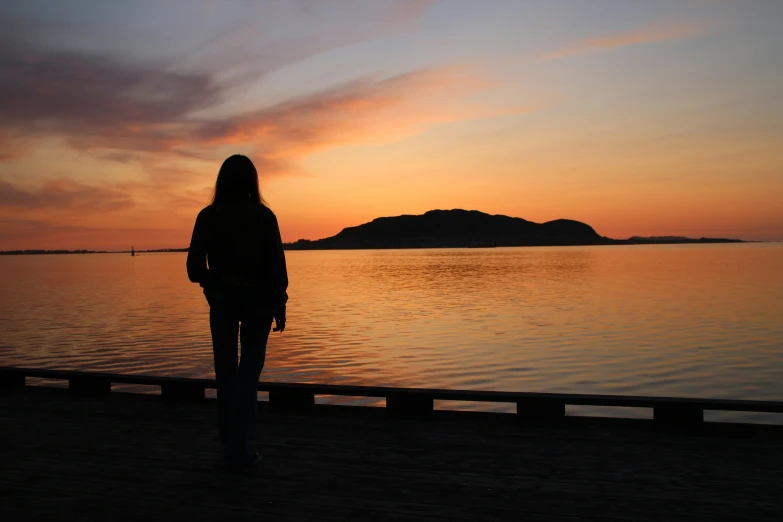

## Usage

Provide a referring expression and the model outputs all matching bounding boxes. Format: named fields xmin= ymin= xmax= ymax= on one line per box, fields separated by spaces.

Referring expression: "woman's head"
xmin=211 ymin=154 xmax=266 ymax=207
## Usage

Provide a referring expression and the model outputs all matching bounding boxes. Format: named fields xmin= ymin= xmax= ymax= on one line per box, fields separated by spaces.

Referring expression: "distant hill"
xmin=284 ymin=209 xmax=745 ymax=250
xmin=285 ymin=209 xmax=612 ymax=250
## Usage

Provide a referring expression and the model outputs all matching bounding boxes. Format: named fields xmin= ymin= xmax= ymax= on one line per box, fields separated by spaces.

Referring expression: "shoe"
xmin=249 ymin=452 xmax=262 ymax=467
xmin=228 ymin=452 xmax=262 ymax=471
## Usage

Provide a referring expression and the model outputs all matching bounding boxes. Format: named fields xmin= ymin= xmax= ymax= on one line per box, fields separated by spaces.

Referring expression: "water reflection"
xmin=1 ymin=244 xmax=782 ymax=422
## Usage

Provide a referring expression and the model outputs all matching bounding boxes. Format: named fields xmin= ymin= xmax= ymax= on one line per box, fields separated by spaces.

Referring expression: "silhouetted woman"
xmin=187 ymin=154 xmax=288 ymax=469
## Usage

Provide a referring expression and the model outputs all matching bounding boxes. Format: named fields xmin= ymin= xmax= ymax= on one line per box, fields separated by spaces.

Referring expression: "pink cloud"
xmin=0 ymin=38 xmax=494 ymax=173
xmin=541 ymin=22 xmax=708 ymax=61
xmin=192 ymin=67 xmax=492 ymax=162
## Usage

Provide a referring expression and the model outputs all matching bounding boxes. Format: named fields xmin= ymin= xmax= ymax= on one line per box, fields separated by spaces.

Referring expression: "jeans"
xmin=210 ymin=302 xmax=273 ymax=461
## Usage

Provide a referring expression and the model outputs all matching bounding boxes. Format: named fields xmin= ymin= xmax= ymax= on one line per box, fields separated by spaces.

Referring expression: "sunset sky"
xmin=0 ymin=0 xmax=781 ymax=250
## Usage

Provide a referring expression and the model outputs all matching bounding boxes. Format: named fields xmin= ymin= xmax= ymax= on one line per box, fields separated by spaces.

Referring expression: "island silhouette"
xmin=284 ymin=209 xmax=743 ymax=250
xmin=0 ymin=209 xmax=744 ymax=255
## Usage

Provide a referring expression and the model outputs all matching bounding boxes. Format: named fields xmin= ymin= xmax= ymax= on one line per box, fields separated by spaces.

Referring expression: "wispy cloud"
xmin=0 ymin=178 xmax=134 ymax=212
xmin=192 ymin=67 xmax=490 ymax=161
xmin=541 ymin=21 xmax=708 ymax=61
xmin=0 ymin=46 xmax=222 ymax=152
xmin=0 ymin=0 xmax=441 ymax=162
xmin=0 ymin=0 xmax=466 ymax=172
xmin=0 ymin=30 xmax=491 ymax=170
xmin=175 ymin=0 xmax=434 ymax=89
xmin=0 ymin=217 xmax=188 ymax=250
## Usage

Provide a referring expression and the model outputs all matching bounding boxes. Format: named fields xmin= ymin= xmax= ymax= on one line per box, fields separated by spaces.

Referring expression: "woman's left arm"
xmin=270 ymin=214 xmax=289 ymax=310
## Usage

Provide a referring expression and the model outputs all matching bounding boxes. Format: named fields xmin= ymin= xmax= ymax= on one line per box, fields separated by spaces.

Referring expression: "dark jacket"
xmin=186 ymin=203 xmax=288 ymax=312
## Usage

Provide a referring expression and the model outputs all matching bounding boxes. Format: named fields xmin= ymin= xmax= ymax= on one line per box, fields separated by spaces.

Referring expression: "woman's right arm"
xmin=186 ymin=209 xmax=210 ymax=286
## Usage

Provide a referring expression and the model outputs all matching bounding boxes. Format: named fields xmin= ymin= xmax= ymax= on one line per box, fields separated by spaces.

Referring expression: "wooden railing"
xmin=2 ymin=366 xmax=782 ymax=427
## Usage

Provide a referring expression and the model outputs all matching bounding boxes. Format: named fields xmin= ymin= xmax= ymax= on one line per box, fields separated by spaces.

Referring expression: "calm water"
xmin=1 ymin=244 xmax=782 ymax=421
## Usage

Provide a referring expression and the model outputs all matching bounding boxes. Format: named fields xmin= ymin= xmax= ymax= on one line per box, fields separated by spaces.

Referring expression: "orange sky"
xmin=1 ymin=0 xmax=782 ymax=250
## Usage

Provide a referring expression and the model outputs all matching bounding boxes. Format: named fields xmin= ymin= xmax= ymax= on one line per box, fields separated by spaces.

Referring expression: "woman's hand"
xmin=273 ymin=307 xmax=286 ymax=332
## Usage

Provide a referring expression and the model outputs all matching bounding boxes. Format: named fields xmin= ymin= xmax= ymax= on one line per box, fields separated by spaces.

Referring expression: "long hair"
xmin=211 ymin=154 xmax=267 ymax=207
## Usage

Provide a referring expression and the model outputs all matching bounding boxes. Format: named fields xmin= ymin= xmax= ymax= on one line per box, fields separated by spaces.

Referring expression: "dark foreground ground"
xmin=1 ymin=386 xmax=781 ymax=521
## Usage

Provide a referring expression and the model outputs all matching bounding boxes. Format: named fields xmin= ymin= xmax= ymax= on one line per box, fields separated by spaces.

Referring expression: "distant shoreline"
xmin=0 ymin=239 xmax=757 ymax=256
